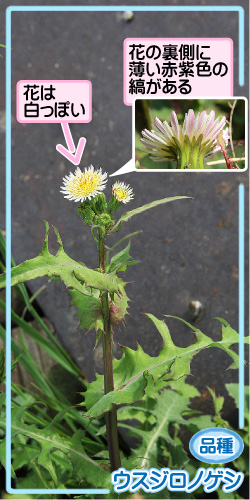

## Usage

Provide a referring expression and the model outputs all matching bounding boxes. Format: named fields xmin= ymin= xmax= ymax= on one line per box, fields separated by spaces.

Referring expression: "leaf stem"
xmin=98 ymin=229 xmax=121 ymax=471
xmin=109 ymin=230 xmax=143 ymax=253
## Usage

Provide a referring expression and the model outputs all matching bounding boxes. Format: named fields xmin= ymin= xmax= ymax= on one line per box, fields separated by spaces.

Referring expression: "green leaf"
xmin=167 ymin=377 xmax=200 ymax=399
xmin=225 ymin=383 xmax=239 ymax=407
xmin=225 ymin=383 xmax=249 ymax=426
xmin=0 ymin=347 xmax=4 ymax=382
xmin=184 ymin=414 xmax=215 ymax=432
xmin=166 ymin=315 xmax=249 ymax=370
xmin=107 ymin=242 xmax=139 ymax=273
xmin=69 ymin=288 xmax=103 ymax=332
xmin=118 ymin=405 xmax=155 ymax=425
xmin=107 ymin=242 xmax=131 ymax=273
xmin=108 ymin=230 xmax=143 ymax=253
xmin=0 ymin=299 xmax=79 ymax=380
xmin=0 ymin=222 xmax=122 ymax=297
xmin=0 ymin=403 xmax=110 ymax=488
xmin=0 ymin=323 xmax=55 ymax=398
xmin=69 ymin=279 xmax=130 ymax=333
xmin=109 ymin=196 xmax=191 ymax=232
xmin=0 ymin=228 xmax=82 ymax=379
xmin=120 ymin=389 xmax=190 ymax=468
xmin=15 ymin=465 xmax=52 ymax=490
xmin=207 ymin=387 xmax=224 ymax=415
xmin=12 ymin=441 xmax=40 ymax=473
xmin=84 ymin=315 xmax=247 ymax=419
xmin=0 ymin=229 xmax=31 ymax=309
xmin=166 ymin=441 xmax=189 ymax=469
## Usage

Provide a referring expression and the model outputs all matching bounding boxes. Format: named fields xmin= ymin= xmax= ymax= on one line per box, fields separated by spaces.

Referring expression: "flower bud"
xmin=108 ymin=195 xmax=122 ymax=212
xmin=97 ymin=213 xmax=114 ymax=228
xmin=78 ymin=205 xmax=95 ymax=225
xmin=92 ymin=193 xmax=107 ymax=213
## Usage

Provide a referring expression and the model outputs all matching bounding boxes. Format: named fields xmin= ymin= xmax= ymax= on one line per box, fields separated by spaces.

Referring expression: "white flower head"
xmin=60 ymin=165 xmax=107 ymax=202
xmin=140 ymin=109 xmax=229 ymax=168
xmin=112 ymin=181 xmax=134 ymax=204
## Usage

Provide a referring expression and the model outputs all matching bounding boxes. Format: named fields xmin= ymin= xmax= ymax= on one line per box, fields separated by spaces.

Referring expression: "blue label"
xmin=189 ymin=427 xmax=244 ymax=464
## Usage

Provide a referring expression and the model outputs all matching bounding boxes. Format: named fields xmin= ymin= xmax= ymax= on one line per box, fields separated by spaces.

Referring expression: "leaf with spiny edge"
xmin=119 ymin=389 xmax=190 ymax=469
xmin=0 ymin=403 xmax=110 ymax=488
xmin=117 ymin=375 xmax=200 ymax=430
xmin=109 ymin=281 xmax=130 ymax=328
xmin=84 ymin=315 xmax=247 ymax=419
xmin=69 ymin=279 xmax=130 ymax=333
xmin=69 ymin=288 xmax=103 ymax=333
xmin=0 ymin=222 xmax=123 ymax=298
xmin=167 ymin=315 xmax=249 ymax=370
xmin=107 ymin=241 xmax=139 ymax=274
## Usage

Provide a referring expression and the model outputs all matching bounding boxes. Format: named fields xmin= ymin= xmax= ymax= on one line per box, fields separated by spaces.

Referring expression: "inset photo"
xmin=134 ymin=98 xmax=247 ymax=171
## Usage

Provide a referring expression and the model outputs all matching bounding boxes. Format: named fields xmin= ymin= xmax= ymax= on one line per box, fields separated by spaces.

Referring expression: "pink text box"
xmin=16 ymin=80 xmax=92 ymax=123
xmin=124 ymin=38 xmax=233 ymax=105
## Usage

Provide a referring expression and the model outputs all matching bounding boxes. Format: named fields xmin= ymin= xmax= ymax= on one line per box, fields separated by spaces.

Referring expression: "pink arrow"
xmin=56 ymin=123 xmax=86 ymax=165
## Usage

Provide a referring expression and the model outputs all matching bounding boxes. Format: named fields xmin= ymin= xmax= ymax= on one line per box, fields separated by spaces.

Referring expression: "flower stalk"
xmin=98 ymin=228 xmax=121 ymax=472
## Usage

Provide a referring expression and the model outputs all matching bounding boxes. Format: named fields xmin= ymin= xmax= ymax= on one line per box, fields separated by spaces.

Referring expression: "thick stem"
xmin=98 ymin=230 xmax=121 ymax=471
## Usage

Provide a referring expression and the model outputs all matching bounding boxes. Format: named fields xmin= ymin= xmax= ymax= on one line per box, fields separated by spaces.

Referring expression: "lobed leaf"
xmin=0 ymin=222 xmax=123 ymax=297
xmin=120 ymin=389 xmax=190 ymax=469
xmin=0 ymin=402 xmax=110 ymax=488
xmin=107 ymin=242 xmax=139 ymax=274
xmin=69 ymin=280 xmax=130 ymax=333
xmin=84 ymin=315 xmax=248 ymax=419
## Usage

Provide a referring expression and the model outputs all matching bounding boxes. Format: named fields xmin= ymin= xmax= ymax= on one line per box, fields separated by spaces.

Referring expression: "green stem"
xmin=98 ymin=229 xmax=121 ymax=472
xmin=141 ymin=99 xmax=152 ymax=129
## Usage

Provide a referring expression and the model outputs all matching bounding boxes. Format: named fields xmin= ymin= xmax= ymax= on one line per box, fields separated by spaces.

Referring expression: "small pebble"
xmin=123 ymin=11 xmax=134 ymax=22
xmin=188 ymin=300 xmax=203 ymax=320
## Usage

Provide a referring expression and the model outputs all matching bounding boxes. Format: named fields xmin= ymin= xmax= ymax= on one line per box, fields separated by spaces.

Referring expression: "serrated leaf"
xmin=166 ymin=315 xmax=249 ymax=371
xmin=0 ymin=403 xmax=110 ymax=488
xmin=118 ymin=405 xmax=154 ymax=425
xmin=107 ymin=242 xmax=140 ymax=274
xmin=167 ymin=442 xmax=189 ymax=469
xmin=12 ymin=442 xmax=39 ymax=472
xmin=69 ymin=288 xmax=103 ymax=332
xmin=107 ymin=242 xmax=131 ymax=273
xmin=85 ymin=315 xmax=247 ymax=419
xmin=15 ymin=467 xmax=51 ymax=490
xmin=167 ymin=377 xmax=200 ymax=399
xmin=0 ymin=222 xmax=122 ymax=297
xmin=109 ymin=196 xmax=191 ymax=232
xmin=184 ymin=414 xmax=215 ymax=432
xmin=86 ymin=372 xmax=148 ymax=418
xmin=109 ymin=282 xmax=130 ymax=326
xmin=69 ymin=279 xmax=130 ymax=333
xmin=120 ymin=389 xmax=190 ymax=468
xmin=117 ymin=260 xmax=139 ymax=273
xmin=225 ymin=383 xmax=249 ymax=424
xmin=225 ymin=383 xmax=239 ymax=408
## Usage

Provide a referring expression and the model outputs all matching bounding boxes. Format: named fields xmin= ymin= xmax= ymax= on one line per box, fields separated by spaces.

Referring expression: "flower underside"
xmin=140 ymin=109 xmax=229 ymax=169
